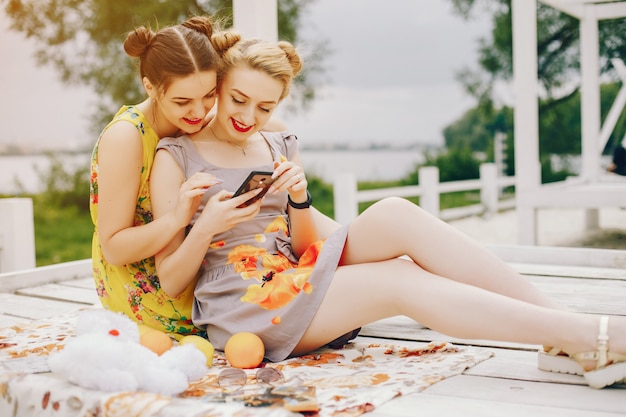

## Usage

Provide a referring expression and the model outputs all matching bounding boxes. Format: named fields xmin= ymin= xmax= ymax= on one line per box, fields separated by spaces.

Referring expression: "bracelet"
xmin=288 ymin=190 xmax=312 ymax=209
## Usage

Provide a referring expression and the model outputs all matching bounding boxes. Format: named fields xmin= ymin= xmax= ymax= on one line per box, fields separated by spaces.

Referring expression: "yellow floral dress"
xmin=157 ymin=132 xmax=349 ymax=361
xmin=89 ymin=106 xmax=199 ymax=337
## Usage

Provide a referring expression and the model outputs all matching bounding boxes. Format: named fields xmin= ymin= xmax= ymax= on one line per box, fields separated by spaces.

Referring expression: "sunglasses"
xmin=218 ymin=367 xmax=285 ymax=392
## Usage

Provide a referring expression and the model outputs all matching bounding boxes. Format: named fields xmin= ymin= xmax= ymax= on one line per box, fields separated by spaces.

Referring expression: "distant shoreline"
xmin=0 ymin=141 xmax=440 ymax=157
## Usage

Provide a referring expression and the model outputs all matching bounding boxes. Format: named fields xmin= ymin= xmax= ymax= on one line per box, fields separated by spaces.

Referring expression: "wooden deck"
xmin=1 ymin=246 xmax=625 ymax=416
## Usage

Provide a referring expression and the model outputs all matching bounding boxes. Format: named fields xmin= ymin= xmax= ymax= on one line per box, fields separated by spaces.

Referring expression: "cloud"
xmin=279 ymin=81 xmax=476 ymax=146
xmin=280 ymin=0 xmax=490 ymax=145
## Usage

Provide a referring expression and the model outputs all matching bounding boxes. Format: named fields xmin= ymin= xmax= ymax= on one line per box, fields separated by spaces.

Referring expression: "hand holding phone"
xmin=233 ymin=171 xmax=275 ymax=207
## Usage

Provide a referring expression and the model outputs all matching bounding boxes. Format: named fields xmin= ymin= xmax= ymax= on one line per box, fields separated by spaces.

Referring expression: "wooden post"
xmin=480 ymin=163 xmax=498 ymax=217
xmin=333 ymin=173 xmax=358 ymax=225
xmin=0 ymin=198 xmax=36 ymax=273
xmin=419 ymin=166 xmax=440 ymax=218
xmin=580 ymin=4 xmax=601 ymax=230
xmin=512 ymin=0 xmax=540 ymax=245
xmin=232 ymin=0 xmax=278 ymax=41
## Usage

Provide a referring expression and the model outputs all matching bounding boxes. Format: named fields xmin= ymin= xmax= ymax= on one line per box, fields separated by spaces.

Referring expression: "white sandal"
xmin=537 ymin=347 xmax=583 ymax=375
xmin=573 ymin=316 xmax=626 ymax=389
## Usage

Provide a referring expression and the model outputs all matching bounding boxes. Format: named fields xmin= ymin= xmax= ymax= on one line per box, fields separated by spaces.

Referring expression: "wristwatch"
xmin=288 ymin=190 xmax=312 ymax=209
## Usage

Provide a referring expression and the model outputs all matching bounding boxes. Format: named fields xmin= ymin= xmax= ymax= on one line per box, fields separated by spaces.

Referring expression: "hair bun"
xmin=212 ymin=31 xmax=242 ymax=56
xmin=124 ymin=26 xmax=155 ymax=58
xmin=278 ymin=41 xmax=302 ymax=77
xmin=181 ymin=15 xmax=214 ymax=38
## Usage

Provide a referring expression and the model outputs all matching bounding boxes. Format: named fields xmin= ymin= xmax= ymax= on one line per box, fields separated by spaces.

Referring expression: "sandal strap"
xmin=597 ymin=316 xmax=609 ymax=367
xmin=573 ymin=316 xmax=610 ymax=369
xmin=544 ymin=347 xmax=563 ymax=356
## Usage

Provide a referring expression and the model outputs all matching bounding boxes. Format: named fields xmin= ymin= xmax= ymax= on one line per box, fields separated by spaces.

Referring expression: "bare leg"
xmin=340 ymin=197 xmax=561 ymax=309
xmin=294 ymin=259 xmax=626 ymax=362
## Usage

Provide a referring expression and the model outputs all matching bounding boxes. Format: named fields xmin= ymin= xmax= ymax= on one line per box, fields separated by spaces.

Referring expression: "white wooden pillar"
xmin=232 ymin=0 xmax=278 ymax=41
xmin=580 ymin=4 xmax=601 ymax=229
xmin=512 ymin=0 xmax=540 ymax=245
xmin=579 ymin=4 xmax=601 ymax=181
xmin=419 ymin=166 xmax=440 ymax=218
xmin=480 ymin=163 xmax=499 ymax=217
xmin=333 ymin=173 xmax=359 ymax=225
xmin=0 ymin=198 xmax=36 ymax=273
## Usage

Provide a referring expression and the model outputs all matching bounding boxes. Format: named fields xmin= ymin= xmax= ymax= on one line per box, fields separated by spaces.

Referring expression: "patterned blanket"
xmin=0 ymin=309 xmax=494 ymax=417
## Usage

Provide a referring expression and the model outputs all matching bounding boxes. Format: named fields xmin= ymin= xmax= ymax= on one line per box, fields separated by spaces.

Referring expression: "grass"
xmin=33 ymin=205 xmax=92 ymax=266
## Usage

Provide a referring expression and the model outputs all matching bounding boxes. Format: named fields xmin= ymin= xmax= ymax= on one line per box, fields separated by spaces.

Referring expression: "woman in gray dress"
xmin=150 ymin=37 xmax=626 ymax=389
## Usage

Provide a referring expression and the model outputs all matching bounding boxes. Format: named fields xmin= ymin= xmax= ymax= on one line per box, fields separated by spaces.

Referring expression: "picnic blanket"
xmin=0 ymin=308 xmax=494 ymax=417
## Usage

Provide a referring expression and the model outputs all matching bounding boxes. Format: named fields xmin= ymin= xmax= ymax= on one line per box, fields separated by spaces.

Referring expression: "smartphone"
xmin=233 ymin=171 xmax=275 ymax=207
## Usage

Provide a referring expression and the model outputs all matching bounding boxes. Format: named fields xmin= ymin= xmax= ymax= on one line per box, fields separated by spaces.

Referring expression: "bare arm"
xmin=97 ymin=123 xmax=214 ymax=266
xmin=271 ymin=152 xmax=322 ymax=257
xmin=151 ymin=149 xmax=264 ymax=297
xmin=97 ymin=123 xmax=182 ymax=265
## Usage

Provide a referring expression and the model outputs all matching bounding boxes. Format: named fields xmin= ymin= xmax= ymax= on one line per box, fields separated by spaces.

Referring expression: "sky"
xmin=0 ymin=0 xmax=491 ymax=151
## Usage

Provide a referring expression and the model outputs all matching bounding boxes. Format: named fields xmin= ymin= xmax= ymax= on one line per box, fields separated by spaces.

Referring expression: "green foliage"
xmin=540 ymin=154 xmax=571 ymax=184
xmin=443 ymin=107 xmax=492 ymax=151
xmin=24 ymin=152 xmax=91 ymax=212
xmin=451 ymin=0 xmax=626 ymax=99
xmin=3 ymin=0 xmax=323 ymax=130
xmin=402 ymin=147 xmax=482 ymax=185
xmin=307 ymin=176 xmax=334 ymax=218
xmin=447 ymin=0 xmax=626 ymax=164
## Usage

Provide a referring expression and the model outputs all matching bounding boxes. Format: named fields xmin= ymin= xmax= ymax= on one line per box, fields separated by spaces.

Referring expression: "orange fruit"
xmin=224 ymin=332 xmax=265 ymax=369
xmin=139 ymin=328 xmax=174 ymax=356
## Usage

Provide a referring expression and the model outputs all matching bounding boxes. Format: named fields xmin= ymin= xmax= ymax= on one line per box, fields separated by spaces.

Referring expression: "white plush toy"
xmin=48 ymin=309 xmax=208 ymax=396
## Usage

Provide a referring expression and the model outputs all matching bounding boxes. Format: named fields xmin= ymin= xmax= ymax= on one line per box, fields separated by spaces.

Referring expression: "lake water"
xmin=0 ymin=149 xmax=426 ymax=194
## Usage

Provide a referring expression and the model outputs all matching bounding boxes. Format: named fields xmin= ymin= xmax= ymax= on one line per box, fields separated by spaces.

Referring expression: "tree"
xmin=448 ymin=0 xmax=626 ymax=156
xmin=451 ymin=0 xmax=626 ymax=101
xmin=3 ymin=0 xmax=322 ymax=131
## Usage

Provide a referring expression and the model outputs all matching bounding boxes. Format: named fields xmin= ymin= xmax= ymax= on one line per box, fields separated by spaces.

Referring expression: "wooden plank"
xmin=529 ymin=276 xmax=626 ymax=315
xmin=512 ymin=262 xmax=626 ymax=280
xmin=0 ymin=293 xmax=85 ymax=320
xmin=370 ymin=392 xmax=625 ymax=417
xmin=421 ymin=375 xmax=626 ymax=414
xmin=16 ymin=283 xmax=99 ymax=305
xmin=488 ymin=244 xmax=626 ymax=269
xmin=59 ymin=277 xmax=95 ymax=290
xmin=0 ymin=259 xmax=91 ymax=293
xmin=464 ymin=346 xmax=584 ymax=385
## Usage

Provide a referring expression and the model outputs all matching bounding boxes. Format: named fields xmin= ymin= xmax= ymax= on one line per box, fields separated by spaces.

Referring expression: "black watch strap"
xmin=288 ymin=190 xmax=312 ymax=209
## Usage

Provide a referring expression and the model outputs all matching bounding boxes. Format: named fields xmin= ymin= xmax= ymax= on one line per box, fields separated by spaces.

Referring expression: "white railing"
xmin=0 ymin=258 xmax=91 ymax=293
xmin=0 ymin=164 xmax=514 ymax=273
xmin=333 ymin=162 xmax=517 ymax=225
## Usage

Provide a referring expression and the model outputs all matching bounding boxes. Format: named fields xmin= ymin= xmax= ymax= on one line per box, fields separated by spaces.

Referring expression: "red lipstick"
xmin=231 ymin=118 xmax=253 ymax=133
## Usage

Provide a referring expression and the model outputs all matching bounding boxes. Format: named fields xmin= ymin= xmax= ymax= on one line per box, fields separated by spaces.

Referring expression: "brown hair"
xmin=213 ymin=37 xmax=302 ymax=101
xmin=124 ymin=16 xmax=238 ymax=95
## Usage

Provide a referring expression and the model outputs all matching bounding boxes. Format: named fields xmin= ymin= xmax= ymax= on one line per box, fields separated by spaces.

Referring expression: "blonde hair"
xmin=213 ymin=37 xmax=302 ymax=101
